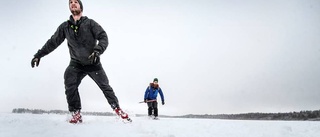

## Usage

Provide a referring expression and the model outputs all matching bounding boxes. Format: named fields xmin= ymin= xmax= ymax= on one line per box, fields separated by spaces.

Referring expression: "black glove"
xmin=162 ymin=101 xmax=165 ymax=105
xmin=31 ymin=57 xmax=41 ymax=68
xmin=144 ymin=99 xmax=147 ymax=103
xmin=88 ymin=51 xmax=100 ymax=65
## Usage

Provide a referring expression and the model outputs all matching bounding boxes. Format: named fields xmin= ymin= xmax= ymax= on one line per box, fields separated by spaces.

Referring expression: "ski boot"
xmin=69 ymin=110 xmax=82 ymax=124
xmin=114 ymin=107 xmax=132 ymax=122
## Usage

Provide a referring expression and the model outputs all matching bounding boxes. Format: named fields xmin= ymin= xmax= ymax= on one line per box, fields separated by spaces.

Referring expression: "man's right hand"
xmin=31 ymin=57 xmax=40 ymax=68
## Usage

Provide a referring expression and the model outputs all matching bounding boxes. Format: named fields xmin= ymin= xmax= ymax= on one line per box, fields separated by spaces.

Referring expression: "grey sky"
xmin=1 ymin=0 xmax=319 ymax=115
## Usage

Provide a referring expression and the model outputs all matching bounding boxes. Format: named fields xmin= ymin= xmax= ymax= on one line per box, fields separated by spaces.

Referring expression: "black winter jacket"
xmin=34 ymin=16 xmax=108 ymax=66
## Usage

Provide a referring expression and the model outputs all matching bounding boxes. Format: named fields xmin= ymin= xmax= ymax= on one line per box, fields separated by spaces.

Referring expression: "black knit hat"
xmin=153 ymin=78 xmax=158 ymax=82
xmin=78 ymin=0 xmax=83 ymax=12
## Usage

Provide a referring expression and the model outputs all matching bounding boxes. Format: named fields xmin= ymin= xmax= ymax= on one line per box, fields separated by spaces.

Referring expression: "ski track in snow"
xmin=0 ymin=113 xmax=320 ymax=137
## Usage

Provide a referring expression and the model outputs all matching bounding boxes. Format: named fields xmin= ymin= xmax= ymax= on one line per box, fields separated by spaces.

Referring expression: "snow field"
xmin=0 ymin=113 xmax=320 ymax=137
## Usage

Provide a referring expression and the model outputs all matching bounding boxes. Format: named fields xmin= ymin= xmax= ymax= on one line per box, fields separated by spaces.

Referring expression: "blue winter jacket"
xmin=144 ymin=85 xmax=164 ymax=102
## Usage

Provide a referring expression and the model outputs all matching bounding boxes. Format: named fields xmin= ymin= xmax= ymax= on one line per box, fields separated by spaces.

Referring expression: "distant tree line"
xmin=12 ymin=108 xmax=320 ymax=121
xmin=177 ymin=110 xmax=320 ymax=121
xmin=12 ymin=108 xmax=115 ymax=116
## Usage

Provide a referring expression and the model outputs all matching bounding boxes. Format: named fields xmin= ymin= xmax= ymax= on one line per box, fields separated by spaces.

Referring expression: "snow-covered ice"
xmin=0 ymin=113 xmax=319 ymax=137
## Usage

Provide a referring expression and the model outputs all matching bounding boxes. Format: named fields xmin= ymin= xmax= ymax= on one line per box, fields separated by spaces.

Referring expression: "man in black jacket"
xmin=31 ymin=0 xmax=131 ymax=123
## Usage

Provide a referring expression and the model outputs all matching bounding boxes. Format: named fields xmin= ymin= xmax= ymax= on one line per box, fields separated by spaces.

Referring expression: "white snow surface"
xmin=1 ymin=113 xmax=320 ymax=137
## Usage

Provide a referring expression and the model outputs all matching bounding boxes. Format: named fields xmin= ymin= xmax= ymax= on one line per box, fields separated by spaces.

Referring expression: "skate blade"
xmin=120 ymin=117 xmax=132 ymax=123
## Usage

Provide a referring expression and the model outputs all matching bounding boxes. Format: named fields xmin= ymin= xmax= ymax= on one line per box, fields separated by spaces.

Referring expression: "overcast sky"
xmin=0 ymin=0 xmax=319 ymax=116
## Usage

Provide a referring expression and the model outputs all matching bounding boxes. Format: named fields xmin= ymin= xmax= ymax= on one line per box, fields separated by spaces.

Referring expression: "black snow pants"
xmin=64 ymin=62 xmax=119 ymax=112
xmin=147 ymin=101 xmax=158 ymax=117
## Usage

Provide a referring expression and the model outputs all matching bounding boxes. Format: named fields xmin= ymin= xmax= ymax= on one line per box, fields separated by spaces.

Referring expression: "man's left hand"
xmin=88 ymin=51 xmax=100 ymax=65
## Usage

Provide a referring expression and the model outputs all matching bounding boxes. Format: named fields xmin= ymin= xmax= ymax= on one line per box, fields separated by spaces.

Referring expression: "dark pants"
xmin=64 ymin=62 xmax=119 ymax=112
xmin=147 ymin=101 xmax=158 ymax=117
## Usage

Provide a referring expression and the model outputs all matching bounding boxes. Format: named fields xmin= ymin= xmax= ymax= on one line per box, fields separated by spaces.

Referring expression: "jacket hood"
xmin=150 ymin=83 xmax=159 ymax=88
xmin=68 ymin=16 xmax=88 ymax=25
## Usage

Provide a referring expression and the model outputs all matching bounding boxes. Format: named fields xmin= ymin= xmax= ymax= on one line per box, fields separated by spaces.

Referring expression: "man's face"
xmin=153 ymin=81 xmax=158 ymax=85
xmin=69 ymin=0 xmax=81 ymax=15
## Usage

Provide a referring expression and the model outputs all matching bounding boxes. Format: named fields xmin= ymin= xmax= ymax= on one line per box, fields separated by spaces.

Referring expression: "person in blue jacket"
xmin=144 ymin=78 xmax=165 ymax=119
